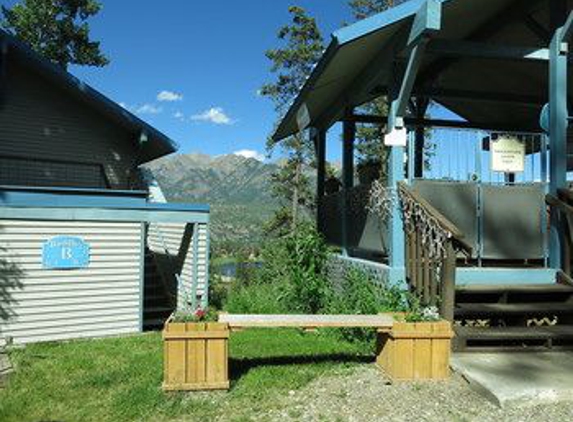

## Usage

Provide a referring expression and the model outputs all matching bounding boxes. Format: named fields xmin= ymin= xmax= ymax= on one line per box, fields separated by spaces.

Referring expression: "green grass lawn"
xmin=0 ymin=329 xmax=375 ymax=422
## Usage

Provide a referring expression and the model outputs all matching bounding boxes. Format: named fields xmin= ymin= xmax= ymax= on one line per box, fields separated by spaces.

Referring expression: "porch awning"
xmin=272 ymin=0 xmax=571 ymax=141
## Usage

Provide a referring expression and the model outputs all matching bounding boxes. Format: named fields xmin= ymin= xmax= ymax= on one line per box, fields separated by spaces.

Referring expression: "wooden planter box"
xmin=163 ymin=320 xmax=230 ymax=391
xmin=376 ymin=321 xmax=454 ymax=382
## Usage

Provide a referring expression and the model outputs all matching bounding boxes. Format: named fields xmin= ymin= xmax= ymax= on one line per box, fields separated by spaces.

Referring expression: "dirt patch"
xmin=253 ymin=365 xmax=573 ymax=422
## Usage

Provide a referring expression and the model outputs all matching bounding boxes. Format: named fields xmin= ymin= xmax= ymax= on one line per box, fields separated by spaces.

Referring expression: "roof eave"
xmin=0 ymin=29 xmax=178 ymax=163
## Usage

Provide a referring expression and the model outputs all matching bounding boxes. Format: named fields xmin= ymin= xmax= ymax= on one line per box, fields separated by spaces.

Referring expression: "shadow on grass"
xmin=230 ymin=353 xmax=374 ymax=380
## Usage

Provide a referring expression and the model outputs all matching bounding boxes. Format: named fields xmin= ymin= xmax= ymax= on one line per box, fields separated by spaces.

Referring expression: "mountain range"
xmin=145 ymin=153 xmax=282 ymax=250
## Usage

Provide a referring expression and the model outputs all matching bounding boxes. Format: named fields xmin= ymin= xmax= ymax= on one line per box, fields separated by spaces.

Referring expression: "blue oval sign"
xmin=43 ymin=236 xmax=90 ymax=269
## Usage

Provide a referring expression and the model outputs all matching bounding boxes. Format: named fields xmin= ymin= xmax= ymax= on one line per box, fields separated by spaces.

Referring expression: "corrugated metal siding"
xmin=0 ymin=59 xmax=137 ymax=189
xmin=0 ymin=220 xmax=142 ymax=344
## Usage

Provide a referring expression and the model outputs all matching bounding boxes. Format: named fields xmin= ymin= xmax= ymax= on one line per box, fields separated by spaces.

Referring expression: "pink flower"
xmin=194 ymin=308 xmax=206 ymax=320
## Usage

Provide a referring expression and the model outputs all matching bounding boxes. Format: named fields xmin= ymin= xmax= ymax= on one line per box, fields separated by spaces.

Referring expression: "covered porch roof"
xmin=273 ymin=0 xmax=571 ymax=141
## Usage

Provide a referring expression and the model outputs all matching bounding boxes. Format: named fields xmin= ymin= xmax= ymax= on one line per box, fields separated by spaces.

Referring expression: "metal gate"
xmin=408 ymin=128 xmax=549 ymax=264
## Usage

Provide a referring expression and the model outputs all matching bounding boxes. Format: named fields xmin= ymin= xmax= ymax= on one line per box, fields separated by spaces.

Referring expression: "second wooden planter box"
xmin=163 ymin=320 xmax=230 ymax=391
xmin=376 ymin=320 xmax=454 ymax=381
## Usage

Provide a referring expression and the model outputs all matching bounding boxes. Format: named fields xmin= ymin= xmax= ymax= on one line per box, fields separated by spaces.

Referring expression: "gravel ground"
xmin=253 ymin=365 xmax=573 ymax=422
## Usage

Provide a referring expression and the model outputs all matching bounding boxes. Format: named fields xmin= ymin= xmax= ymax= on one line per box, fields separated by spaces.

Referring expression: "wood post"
xmin=314 ymin=128 xmax=327 ymax=234
xmin=342 ymin=111 xmax=355 ymax=255
xmin=440 ymin=242 xmax=456 ymax=322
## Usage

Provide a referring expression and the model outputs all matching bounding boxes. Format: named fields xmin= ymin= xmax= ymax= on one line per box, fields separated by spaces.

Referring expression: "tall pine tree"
xmin=261 ymin=6 xmax=324 ymax=234
xmin=2 ymin=0 xmax=109 ymax=69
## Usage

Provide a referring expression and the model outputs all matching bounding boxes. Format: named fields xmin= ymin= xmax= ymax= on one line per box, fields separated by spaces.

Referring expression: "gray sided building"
xmin=0 ymin=30 xmax=209 ymax=345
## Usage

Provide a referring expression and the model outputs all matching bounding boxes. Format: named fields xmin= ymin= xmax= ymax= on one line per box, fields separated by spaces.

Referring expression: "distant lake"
xmin=216 ymin=262 xmax=262 ymax=278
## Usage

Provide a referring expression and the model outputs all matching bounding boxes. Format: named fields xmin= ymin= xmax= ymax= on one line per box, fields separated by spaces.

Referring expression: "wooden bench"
xmin=217 ymin=313 xmax=395 ymax=331
xmin=163 ymin=313 xmax=452 ymax=391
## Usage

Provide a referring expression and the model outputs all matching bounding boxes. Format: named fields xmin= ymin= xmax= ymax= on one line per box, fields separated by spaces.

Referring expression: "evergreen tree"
xmin=348 ymin=0 xmax=398 ymax=21
xmin=2 ymin=0 xmax=109 ymax=69
xmin=261 ymin=6 xmax=324 ymax=234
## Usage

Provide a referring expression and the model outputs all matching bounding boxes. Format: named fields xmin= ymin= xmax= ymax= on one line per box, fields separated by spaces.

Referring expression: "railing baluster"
xmin=397 ymin=182 xmax=471 ymax=320
xmin=429 ymin=259 xmax=438 ymax=307
xmin=415 ymin=230 xmax=423 ymax=296
xmin=423 ymin=245 xmax=430 ymax=306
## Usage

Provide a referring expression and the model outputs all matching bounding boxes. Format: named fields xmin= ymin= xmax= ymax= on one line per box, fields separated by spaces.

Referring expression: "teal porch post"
xmin=548 ymin=24 xmax=569 ymax=269
xmin=388 ymin=144 xmax=406 ymax=286
xmin=313 ymin=127 xmax=327 ymax=234
xmin=341 ymin=111 xmax=355 ymax=256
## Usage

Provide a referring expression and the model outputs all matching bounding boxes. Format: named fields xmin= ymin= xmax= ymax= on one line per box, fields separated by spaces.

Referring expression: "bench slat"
xmin=218 ymin=314 xmax=394 ymax=329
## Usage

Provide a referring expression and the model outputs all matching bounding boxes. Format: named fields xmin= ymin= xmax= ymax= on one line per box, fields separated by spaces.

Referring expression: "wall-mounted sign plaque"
xmin=43 ymin=236 xmax=90 ymax=269
xmin=491 ymin=136 xmax=525 ymax=173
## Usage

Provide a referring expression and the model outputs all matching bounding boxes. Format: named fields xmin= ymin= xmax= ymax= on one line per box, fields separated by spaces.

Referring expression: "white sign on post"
xmin=490 ymin=136 xmax=525 ymax=173
xmin=296 ymin=103 xmax=311 ymax=132
xmin=384 ymin=127 xmax=407 ymax=147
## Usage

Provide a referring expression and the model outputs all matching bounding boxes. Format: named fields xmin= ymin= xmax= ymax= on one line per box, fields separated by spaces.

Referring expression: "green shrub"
xmin=326 ymin=267 xmax=410 ymax=343
xmin=256 ymin=223 xmax=331 ymax=314
xmin=225 ymin=283 xmax=287 ymax=314
xmin=208 ymin=272 xmax=229 ymax=311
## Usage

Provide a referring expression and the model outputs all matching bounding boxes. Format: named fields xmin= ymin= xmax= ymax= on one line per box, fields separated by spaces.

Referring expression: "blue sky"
xmin=3 ymin=0 xmax=358 ymax=160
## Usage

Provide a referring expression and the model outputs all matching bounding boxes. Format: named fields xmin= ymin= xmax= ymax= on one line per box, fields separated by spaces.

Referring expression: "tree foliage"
xmin=348 ymin=0 xmax=400 ymax=21
xmin=260 ymin=6 xmax=324 ymax=234
xmin=2 ymin=0 xmax=109 ymax=69
xmin=260 ymin=6 xmax=324 ymax=116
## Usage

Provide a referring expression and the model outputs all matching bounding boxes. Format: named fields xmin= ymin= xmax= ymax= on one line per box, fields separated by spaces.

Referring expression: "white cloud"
xmin=136 ymin=103 xmax=162 ymax=115
xmin=234 ymin=149 xmax=265 ymax=162
xmin=157 ymin=90 xmax=183 ymax=102
xmin=191 ymin=107 xmax=233 ymax=125
xmin=173 ymin=111 xmax=185 ymax=121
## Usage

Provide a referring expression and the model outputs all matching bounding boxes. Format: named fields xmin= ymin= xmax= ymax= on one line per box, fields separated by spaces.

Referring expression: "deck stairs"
xmin=143 ymin=248 xmax=176 ymax=331
xmin=453 ymin=277 xmax=573 ymax=351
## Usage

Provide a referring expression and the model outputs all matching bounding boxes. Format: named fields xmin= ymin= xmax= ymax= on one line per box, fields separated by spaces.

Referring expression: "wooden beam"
xmin=343 ymin=114 xmax=542 ymax=133
xmin=416 ymin=87 xmax=546 ymax=106
xmin=561 ymin=11 xmax=573 ymax=43
xmin=524 ymin=15 xmax=551 ymax=44
xmin=389 ymin=41 xmax=429 ymax=130
xmin=388 ymin=0 xmax=442 ymax=131
xmin=550 ymin=0 xmax=568 ymax=33
xmin=418 ymin=0 xmax=546 ymax=88
xmin=414 ymin=97 xmax=429 ymax=178
xmin=408 ymin=0 xmax=442 ymax=45
xmin=342 ymin=116 xmax=355 ymax=189
xmin=549 ymin=24 xmax=569 ymax=270
xmin=314 ymin=127 xmax=326 ymax=235
xmin=314 ymin=128 xmax=326 ymax=200
xmin=426 ymin=39 xmax=550 ymax=62
xmin=361 ymin=86 xmax=546 ymax=107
